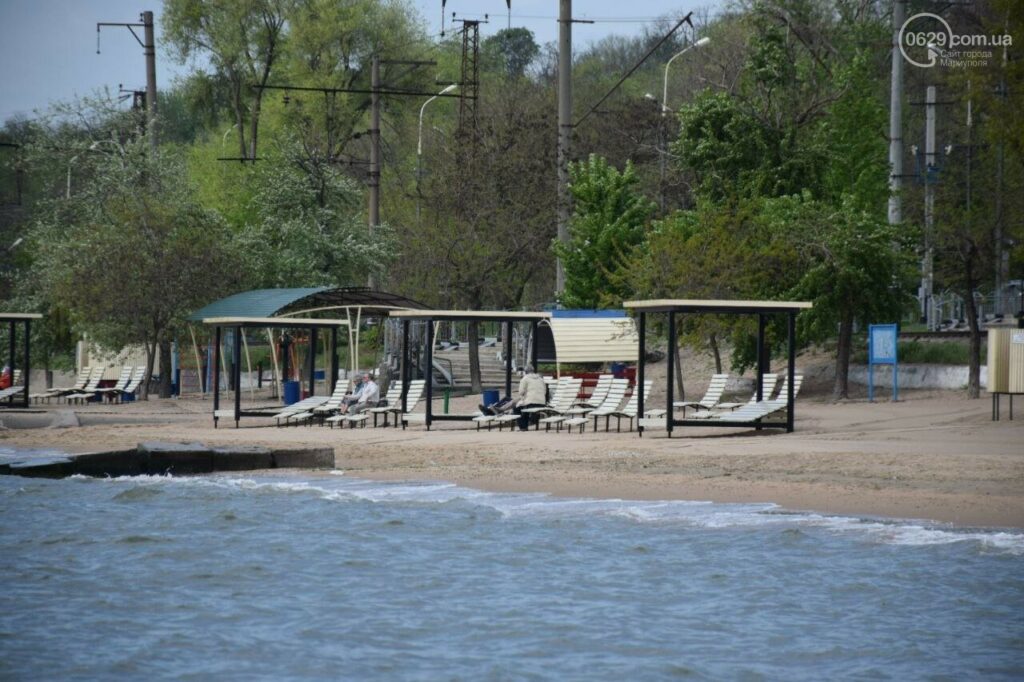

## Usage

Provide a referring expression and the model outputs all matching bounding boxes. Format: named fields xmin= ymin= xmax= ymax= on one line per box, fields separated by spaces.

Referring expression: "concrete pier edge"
xmin=0 ymin=442 xmax=335 ymax=478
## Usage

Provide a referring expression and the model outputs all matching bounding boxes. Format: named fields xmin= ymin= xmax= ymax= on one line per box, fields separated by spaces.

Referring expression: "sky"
xmin=0 ymin=0 xmax=717 ymax=123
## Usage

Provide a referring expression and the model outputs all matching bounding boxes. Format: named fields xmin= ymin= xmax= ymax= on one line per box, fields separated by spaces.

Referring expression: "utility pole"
xmin=97 ymin=11 xmax=157 ymax=148
xmin=556 ymin=0 xmax=572 ymax=301
xmin=923 ymin=84 xmax=936 ymax=329
xmin=995 ymin=47 xmax=1008 ymax=317
xmin=368 ymin=54 xmax=381 ymax=289
xmin=887 ymin=0 xmax=904 ymax=225
xmin=142 ymin=11 xmax=157 ymax=149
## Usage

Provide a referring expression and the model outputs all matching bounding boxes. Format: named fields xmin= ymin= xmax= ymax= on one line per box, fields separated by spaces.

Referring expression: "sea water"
xmin=1 ymin=460 xmax=1022 ymax=680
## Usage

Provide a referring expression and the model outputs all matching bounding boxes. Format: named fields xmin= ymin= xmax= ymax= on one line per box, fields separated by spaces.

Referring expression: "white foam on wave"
xmin=93 ymin=473 xmax=1024 ymax=555
xmin=808 ymin=515 xmax=1024 ymax=554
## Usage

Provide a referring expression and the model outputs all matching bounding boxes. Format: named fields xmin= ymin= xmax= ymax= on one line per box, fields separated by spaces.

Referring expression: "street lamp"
xmin=417 ymin=83 xmax=458 ymax=225
xmin=661 ymin=36 xmax=710 ymax=118
xmin=654 ymin=36 xmax=710 ymax=213
xmin=418 ymin=84 xmax=458 ymax=158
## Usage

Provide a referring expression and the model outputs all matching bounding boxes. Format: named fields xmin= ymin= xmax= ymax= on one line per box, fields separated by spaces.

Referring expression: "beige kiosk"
xmin=988 ymin=325 xmax=1024 ymax=420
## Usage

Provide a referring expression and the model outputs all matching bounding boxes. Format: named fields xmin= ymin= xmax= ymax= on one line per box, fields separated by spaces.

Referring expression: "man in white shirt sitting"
xmin=339 ymin=373 xmax=380 ymax=414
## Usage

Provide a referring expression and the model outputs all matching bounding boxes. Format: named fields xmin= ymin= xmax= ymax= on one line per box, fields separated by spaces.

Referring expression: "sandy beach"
xmin=2 ymin=383 xmax=1022 ymax=529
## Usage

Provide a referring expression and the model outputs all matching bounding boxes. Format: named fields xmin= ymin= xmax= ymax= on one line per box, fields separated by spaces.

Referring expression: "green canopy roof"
xmin=187 ymin=288 xmax=330 ymax=321
xmin=187 ymin=286 xmax=426 ymax=322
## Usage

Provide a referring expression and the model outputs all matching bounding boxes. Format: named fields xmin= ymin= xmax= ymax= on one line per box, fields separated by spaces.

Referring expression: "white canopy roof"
xmin=540 ymin=316 xmax=638 ymax=364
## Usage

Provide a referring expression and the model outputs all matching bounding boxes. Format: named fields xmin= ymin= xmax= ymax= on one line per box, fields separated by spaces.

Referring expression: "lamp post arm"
xmin=662 ymin=45 xmax=694 ymax=118
xmin=662 ymin=37 xmax=709 ymax=118
xmin=418 ymin=95 xmax=440 ymax=157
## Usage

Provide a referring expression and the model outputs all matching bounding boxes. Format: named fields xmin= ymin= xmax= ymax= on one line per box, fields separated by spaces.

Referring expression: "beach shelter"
xmin=188 ymin=286 xmax=426 ymax=396
xmin=389 ymin=309 xmax=551 ymax=429
xmin=0 ymin=313 xmax=40 ymax=409
xmin=624 ymin=299 xmax=812 ymax=435
xmin=202 ymin=316 xmax=350 ymax=428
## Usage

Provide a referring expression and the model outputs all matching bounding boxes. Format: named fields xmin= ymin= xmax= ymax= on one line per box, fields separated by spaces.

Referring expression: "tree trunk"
xmin=964 ymin=283 xmax=982 ymax=399
xmin=833 ymin=312 xmax=853 ymax=400
xmin=709 ymin=332 xmax=723 ymax=374
xmin=159 ymin=338 xmax=173 ymax=399
xmin=142 ymin=340 xmax=156 ymax=400
xmin=249 ymin=93 xmax=262 ymax=159
xmin=468 ymin=320 xmax=482 ymax=393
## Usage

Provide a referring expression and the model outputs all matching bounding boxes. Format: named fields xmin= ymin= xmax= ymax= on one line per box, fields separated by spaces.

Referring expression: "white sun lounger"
xmin=275 ymin=396 xmax=330 ymax=426
xmin=557 ymin=378 xmax=630 ymax=433
xmin=672 ymin=373 xmax=729 ymax=415
xmin=709 ymin=373 xmax=779 ymax=413
xmin=63 ymin=367 xmax=107 ymax=405
xmin=31 ymin=367 xmax=91 ymax=403
xmin=697 ymin=375 xmax=803 ymax=425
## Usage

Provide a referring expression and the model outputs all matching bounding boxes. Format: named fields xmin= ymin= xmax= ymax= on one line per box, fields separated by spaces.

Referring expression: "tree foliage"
xmin=27 ymin=135 xmax=242 ymax=395
xmin=162 ymin=0 xmax=292 ymax=159
xmin=237 ymin=138 xmax=392 ymax=288
xmin=483 ymin=28 xmax=540 ymax=80
xmin=555 ymin=155 xmax=655 ymax=308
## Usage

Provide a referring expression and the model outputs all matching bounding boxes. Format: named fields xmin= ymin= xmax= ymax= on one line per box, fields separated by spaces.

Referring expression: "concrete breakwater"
xmin=0 ymin=441 xmax=335 ymax=478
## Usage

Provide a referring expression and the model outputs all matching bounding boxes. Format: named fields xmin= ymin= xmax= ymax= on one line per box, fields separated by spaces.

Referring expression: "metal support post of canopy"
xmin=624 ymin=300 xmax=811 ymax=436
xmin=203 ymin=317 xmax=350 ymax=428
xmin=0 ymin=313 xmax=41 ymax=409
xmin=389 ymin=309 xmax=551 ymax=430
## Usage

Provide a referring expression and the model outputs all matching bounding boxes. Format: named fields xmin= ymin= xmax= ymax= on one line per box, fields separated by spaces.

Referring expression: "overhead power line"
xmin=574 ymin=11 xmax=694 ymax=129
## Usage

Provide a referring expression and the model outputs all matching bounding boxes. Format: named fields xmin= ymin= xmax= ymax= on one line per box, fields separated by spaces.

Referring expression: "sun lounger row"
xmin=686 ymin=374 xmax=803 ymax=423
xmin=669 ymin=372 xmax=801 ymax=415
xmin=274 ymin=379 xmax=427 ymax=428
xmin=263 ymin=371 xmax=802 ymax=434
xmin=469 ymin=375 xmax=658 ymax=434
xmin=30 ymin=366 xmax=146 ymax=404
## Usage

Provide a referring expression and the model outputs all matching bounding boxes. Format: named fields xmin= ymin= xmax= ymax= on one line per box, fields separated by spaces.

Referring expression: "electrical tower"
xmin=455 ymin=19 xmax=482 ymax=139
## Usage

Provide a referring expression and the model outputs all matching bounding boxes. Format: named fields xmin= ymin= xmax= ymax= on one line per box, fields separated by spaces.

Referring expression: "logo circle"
xmin=898 ymin=13 xmax=954 ymax=68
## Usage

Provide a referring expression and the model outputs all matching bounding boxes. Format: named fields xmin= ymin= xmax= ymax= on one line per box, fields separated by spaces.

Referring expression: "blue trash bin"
xmin=611 ymin=362 xmax=626 ymax=378
xmin=283 ymin=380 xmax=301 ymax=405
xmin=481 ymin=389 xmax=500 ymax=409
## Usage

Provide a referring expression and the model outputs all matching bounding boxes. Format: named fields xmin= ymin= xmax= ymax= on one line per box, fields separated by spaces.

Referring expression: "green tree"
xmin=778 ymin=196 xmax=917 ymax=399
xmin=619 ymin=199 xmax=803 ymax=395
xmin=392 ymin=80 xmax=557 ymax=311
xmin=27 ymin=137 xmax=243 ymax=398
xmin=238 ymin=138 xmax=392 ymax=288
xmin=483 ymin=28 xmax=540 ymax=80
xmin=924 ymin=0 xmax=1024 ymax=398
xmin=163 ymin=0 xmax=292 ymax=159
xmin=554 ymin=155 xmax=655 ymax=308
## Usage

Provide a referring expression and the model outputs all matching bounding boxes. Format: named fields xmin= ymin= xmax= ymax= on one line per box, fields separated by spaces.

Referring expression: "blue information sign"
xmin=868 ymin=324 xmax=898 ymax=402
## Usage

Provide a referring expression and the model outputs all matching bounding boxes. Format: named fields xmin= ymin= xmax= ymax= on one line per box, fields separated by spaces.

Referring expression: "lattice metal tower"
xmin=457 ymin=20 xmax=481 ymax=135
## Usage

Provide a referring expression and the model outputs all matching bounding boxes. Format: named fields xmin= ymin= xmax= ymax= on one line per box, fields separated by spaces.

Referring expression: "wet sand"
xmin=2 ymin=388 xmax=1022 ymax=529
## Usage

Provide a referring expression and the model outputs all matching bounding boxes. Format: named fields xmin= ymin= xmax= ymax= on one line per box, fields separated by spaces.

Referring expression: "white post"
xmin=924 ymin=85 xmax=936 ymax=330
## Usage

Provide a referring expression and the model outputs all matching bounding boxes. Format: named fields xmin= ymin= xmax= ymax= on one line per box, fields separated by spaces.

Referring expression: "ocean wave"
xmin=92 ymin=473 xmax=1024 ymax=555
